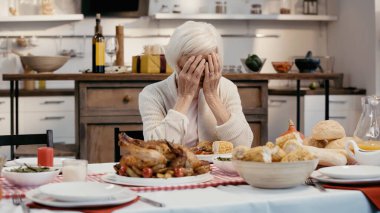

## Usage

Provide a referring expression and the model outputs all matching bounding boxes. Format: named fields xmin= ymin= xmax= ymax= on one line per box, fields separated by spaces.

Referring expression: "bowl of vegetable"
xmin=294 ymin=51 xmax=320 ymax=73
xmin=241 ymin=54 xmax=266 ymax=73
xmin=212 ymin=156 xmax=237 ymax=174
xmin=272 ymin=61 xmax=293 ymax=73
xmin=2 ymin=164 xmax=60 ymax=187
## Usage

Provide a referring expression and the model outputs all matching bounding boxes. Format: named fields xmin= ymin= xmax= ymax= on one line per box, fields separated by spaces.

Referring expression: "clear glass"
xmin=106 ymin=37 xmax=119 ymax=67
xmin=62 ymin=159 xmax=88 ymax=182
xmin=353 ymin=96 xmax=380 ymax=150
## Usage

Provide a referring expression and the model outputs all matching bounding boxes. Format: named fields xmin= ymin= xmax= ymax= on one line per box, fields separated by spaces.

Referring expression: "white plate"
xmin=39 ymin=182 xmax=127 ymax=202
xmin=318 ymin=165 xmax=380 ymax=179
xmin=26 ymin=188 xmax=137 ymax=208
xmin=310 ymin=171 xmax=380 ymax=185
xmin=102 ymin=172 xmax=213 ymax=187
xmin=5 ymin=157 xmax=68 ymax=167
xmin=196 ymin=154 xmax=232 ymax=162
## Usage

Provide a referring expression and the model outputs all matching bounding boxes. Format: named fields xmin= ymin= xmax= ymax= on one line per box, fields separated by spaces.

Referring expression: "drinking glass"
xmin=62 ymin=159 xmax=88 ymax=182
xmin=106 ymin=37 xmax=119 ymax=67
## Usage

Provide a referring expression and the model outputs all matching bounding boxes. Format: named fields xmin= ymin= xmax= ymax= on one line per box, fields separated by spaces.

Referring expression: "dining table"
xmin=0 ymin=162 xmax=378 ymax=213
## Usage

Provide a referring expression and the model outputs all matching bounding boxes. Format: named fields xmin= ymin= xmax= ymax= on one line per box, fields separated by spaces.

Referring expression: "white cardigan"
xmin=138 ymin=73 xmax=254 ymax=147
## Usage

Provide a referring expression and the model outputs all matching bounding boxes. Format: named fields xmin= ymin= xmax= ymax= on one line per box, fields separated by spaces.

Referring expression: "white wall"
xmin=327 ymin=0 xmax=377 ymax=95
xmin=0 ymin=0 xmax=330 ymax=89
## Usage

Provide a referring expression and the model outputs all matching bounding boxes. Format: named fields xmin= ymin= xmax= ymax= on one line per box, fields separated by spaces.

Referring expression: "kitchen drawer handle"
xmin=42 ymin=116 xmax=65 ymax=120
xmin=329 ymin=116 xmax=347 ymax=119
xmin=0 ymin=117 xmax=5 ymax=121
xmin=0 ymin=101 xmax=5 ymax=105
xmin=329 ymin=100 xmax=347 ymax=104
xmin=123 ymin=95 xmax=131 ymax=104
xmin=270 ymin=100 xmax=287 ymax=103
xmin=42 ymin=101 xmax=65 ymax=105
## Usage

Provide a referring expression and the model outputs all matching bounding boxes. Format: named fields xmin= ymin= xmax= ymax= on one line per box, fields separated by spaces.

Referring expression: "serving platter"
xmin=196 ymin=154 xmax=232 ymax=162
xmin=5 ymin=157 xmax=68 ymax=167
xmin=101 ymin=172 xmax=213 ymax=187
xmin=318 ymin=165 xmax=380 ymax=179
xmin=310 ymin=171 xmax=380 ymax=185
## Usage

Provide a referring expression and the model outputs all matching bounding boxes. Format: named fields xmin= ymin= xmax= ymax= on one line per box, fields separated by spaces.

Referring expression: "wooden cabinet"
xmin=78 ymin=79 xmax=268 ymax=163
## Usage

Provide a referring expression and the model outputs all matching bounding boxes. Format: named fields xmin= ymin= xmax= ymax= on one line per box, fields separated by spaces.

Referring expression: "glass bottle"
xmin=353 ymin=96 xmax=380 ymax=150
xmin=92 ymin=13 xmax=105 ymax=73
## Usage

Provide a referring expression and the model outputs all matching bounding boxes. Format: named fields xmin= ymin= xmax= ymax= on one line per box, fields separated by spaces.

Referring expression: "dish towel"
xmin=323 ymin=184 xmax=380 ymax=210
xmin=27 ymin=196 xmax=139 ymax=213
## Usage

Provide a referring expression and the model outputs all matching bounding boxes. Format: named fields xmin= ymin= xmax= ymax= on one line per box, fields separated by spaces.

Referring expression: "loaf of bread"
xmin=303 ymin=145 xmax=347 ymax=166
xmin=212 ymin=141 xmax=233 ymax=154
xmin=311 ymin=120 xmax=346 ymax=140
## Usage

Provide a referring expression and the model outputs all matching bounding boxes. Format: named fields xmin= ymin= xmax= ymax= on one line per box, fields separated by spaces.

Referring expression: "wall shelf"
xmin=152 ymin=13 xmax=338 ymax=21
xmin=0 ymin=14 xmax=84 ymax=22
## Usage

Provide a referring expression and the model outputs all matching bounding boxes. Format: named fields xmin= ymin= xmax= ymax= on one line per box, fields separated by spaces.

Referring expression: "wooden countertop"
xmin=2 ymin=73 xmax=344 ymax=81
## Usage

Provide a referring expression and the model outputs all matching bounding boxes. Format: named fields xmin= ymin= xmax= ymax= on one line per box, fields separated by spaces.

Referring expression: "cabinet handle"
xmin=42 ymin=101 xmax=64 ymax=105
xmin=270 ymin=100 xmax=287 ymax=103
xmin=0 ymin=101 xmax=5 ymax=105
xmin=329 ymin=116 xmax=347 ymax=119
xmin=123 ymin=95 xmax=131 ymax=104
xmin=0 ymin=117 xmax=5 ymax=121
xmin=42 ymin=116 xmax=65 ymax=120
xmin=329 ymin=100 xmax=347 ymax=104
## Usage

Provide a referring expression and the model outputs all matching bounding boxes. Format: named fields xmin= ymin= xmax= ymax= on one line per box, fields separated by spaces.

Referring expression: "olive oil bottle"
xmin=92 ymin=13 xmax=105 ymax=73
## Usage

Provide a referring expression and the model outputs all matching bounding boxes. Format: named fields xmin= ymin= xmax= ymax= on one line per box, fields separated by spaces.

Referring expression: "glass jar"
xmin=8 ymin=0 xmax=19 ymax=16
xmin=40 ymin=0 xmax=54 ymax=15
xmin=280 ymin=0 xmax=291 ymax=14
xmin=251 ymin=4 xmax=262 ymax=14
xmin=303 ymin=0 xmax=318 ymax=15
xmin=215 ymin=1 xmax=223 ymax=14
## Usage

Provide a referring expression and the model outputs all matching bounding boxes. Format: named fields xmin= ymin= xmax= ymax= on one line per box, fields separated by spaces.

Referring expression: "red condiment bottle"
xmin=37 ymin=147 xmax=54 ymax=167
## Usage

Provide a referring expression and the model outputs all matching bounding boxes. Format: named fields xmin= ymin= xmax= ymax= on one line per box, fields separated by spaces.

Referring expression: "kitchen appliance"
xmin=81 ymin=0 xmax=148 ymax=17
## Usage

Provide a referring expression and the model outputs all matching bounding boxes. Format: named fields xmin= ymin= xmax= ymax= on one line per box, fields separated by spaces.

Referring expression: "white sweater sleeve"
xmin=215 ymin=82 xmax=254 ymax=147
xmin=139 ymin=88 xmax=188 ymax=145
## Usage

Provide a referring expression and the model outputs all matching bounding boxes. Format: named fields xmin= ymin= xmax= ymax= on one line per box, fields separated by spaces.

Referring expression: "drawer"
xmin=305 ymin=95 xmax=364 ymax=111
xmin=20 ymin=111 xmax=74 ymax=138
xmin=238 ymin=87 xmax=264 ymax=113
xmin=0 ymin=113 xmax=10 ymax=135
xmin=0 ymin=98 xmax=10 ymax=112
xmin=84 ymin=87 xmax=141 ymax=115
xmin=19 ymin=96 xmax=74 ymax=112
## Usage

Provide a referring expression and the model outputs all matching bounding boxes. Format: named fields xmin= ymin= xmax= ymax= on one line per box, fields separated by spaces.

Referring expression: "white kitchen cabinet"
xmin=269 ymin=95 xmax=364 ymax=141
xmin=19 ymin=96 xmax=75 ymax=144
xmin=268 ymin=96 xmax=304 ymax=142
xmin=0 ymin=97 xmax=10 ymax=159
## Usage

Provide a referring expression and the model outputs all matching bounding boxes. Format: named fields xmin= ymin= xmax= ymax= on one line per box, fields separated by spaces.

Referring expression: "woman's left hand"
xmin=203 ymin=52 xmax=222 ymax=99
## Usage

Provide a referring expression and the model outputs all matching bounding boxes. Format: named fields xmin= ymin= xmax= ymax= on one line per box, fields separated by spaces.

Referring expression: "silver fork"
xmin=12 ymin=193 xmax=30 ymax=213
xmin=305 ymin=177 xmax=326 ymax=192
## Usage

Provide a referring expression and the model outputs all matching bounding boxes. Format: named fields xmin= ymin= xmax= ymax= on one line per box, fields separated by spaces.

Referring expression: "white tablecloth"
xmin=1 ymin=163 xmax=378 ymax=213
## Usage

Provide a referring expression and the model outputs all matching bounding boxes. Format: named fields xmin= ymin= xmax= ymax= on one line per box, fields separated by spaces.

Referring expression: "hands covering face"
xmin=177 ymin=53 xmax=221 ymax=100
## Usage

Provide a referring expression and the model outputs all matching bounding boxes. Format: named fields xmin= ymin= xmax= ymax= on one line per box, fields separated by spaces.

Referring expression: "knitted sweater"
xmin=138 ymin=73 xmax=254 ymax=147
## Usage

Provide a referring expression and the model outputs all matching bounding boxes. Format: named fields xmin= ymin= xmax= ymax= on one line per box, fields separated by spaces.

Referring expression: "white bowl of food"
xmin=212 ymin=155 xmax=237 ymax=174
xmin=2 ymin=165 xmax=60 ymax=187
xmin=232 ymin=159 xmax=318 ymax=189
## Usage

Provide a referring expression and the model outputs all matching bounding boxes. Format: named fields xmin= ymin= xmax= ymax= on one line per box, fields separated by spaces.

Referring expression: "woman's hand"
xmin=203 ymin=53 xmax=230 ymax=125
xmin=174 ymin=55 xmax=206 ymax=114
xmin=203 ymin=52 xmax=221 ymax=99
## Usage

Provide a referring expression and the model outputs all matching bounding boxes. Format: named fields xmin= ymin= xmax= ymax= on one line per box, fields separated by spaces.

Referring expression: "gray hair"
xmin=165 ymin=21 xmax=224 ymax=72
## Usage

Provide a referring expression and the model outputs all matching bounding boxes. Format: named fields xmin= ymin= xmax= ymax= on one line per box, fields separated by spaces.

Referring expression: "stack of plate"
xmin=310 ymin=165 xmax=380 ymax=185
xmin=26 ymin=182 xmax=137 ymax=208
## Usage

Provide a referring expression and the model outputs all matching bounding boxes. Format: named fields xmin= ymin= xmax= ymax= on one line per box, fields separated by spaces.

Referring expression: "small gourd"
xmin=280 ymin=120 xmax=305 ymax=139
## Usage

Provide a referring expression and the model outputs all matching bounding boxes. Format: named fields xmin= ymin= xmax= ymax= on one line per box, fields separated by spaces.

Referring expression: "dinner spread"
xmin=114 ymin=133 xmax=211 ymax=178
xmin=190 ymin=140 xmax=233 ymax=155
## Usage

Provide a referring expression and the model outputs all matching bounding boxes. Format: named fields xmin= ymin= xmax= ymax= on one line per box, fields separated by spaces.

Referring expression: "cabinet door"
xmin=0 ymin=113 xmax=10 ymax=135
xmin=19 ymin=96 xmax=74 ymax=112
xmin=268 ymin=96 xmax=302 ymax=141
xmin=0 ymin=98 xmax=9 ymax=113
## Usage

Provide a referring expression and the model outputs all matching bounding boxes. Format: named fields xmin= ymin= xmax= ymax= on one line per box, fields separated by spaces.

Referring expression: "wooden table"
xmin=2 ymin=73 xmax=343 ymax=162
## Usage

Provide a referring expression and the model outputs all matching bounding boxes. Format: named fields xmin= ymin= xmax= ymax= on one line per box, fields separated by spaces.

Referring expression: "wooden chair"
xmin=0 ymin=130 xmax=53 ymax=160
xmin=114 ymin=128 xmax=144 ymax=162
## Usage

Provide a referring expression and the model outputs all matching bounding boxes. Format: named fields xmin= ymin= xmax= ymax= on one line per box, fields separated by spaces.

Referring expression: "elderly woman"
xmin=139 ymin=21 xmax=253 ymax=148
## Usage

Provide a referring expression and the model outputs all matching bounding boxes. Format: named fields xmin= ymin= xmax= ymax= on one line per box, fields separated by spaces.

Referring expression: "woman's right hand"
xmin=174 ymin=55 xmax=205 ymax=114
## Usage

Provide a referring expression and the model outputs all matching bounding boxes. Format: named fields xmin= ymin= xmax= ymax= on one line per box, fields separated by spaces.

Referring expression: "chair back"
xmin=0 ymin=130 xmax=53 ymax=160
xmin=114 ymin=128 xmax=144 ymax=162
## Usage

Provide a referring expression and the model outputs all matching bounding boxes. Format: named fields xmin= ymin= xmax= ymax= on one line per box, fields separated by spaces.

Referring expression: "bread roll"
xmin=240 ymin=146 xmax=272 ymax=163
xmin=212 ymin=141 xmax=233 ymax=154
xmin=276 ymin=132 xmax=303 ymax=148
xmin=306 ymin=138 xmax=329 ymax=148
xmin=325 ymin=137 xmax=355 ymax=149
xmin=311 ymin=120 xmax=346 ymax=140
xmin=303 ymin=145 xmax=347 ymax=166
xmin=282 ymin=139 xmax=302 ymax=154
xmin=281 ymin=148 xmax=316 ymax=163
xmin=265 ymin=142 xmax=286 ymax=162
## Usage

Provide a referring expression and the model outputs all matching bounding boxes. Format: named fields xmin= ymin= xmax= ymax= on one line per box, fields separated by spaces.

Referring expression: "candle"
xmin=62 ymin=160 xmax=88 ymax=182
xmin=37 ymin=147 xmax=54 ymax=167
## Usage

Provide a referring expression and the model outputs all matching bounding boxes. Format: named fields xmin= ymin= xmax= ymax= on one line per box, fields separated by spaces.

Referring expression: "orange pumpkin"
xmin=280 ymin=120 xmax=305 ymax=139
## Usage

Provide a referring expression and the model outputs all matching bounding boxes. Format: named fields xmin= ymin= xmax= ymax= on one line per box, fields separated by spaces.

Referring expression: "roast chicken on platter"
xmin=114 ymin=133 xmax=211 ymax=178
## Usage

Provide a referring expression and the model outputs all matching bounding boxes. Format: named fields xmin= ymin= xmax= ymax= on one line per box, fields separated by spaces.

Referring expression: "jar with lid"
xmin=172 ymin=4 xmax=181 ymax=14
xmin=280 ymin=0 xmax=291 ymax=14
xmin=303 ymin=0 xmax=318 ymax=15
xmin=251 ymin=4 xmax=262 ymax=14
xmin=40 ymin=0 xmax=54 ymax=15
xmin=215 ymin=1 xmax=223 ymax=14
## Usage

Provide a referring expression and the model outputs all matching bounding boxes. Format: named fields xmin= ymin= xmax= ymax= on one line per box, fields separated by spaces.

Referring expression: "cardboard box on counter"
xmin=132 ymin=55 xmax=173 ymax=74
